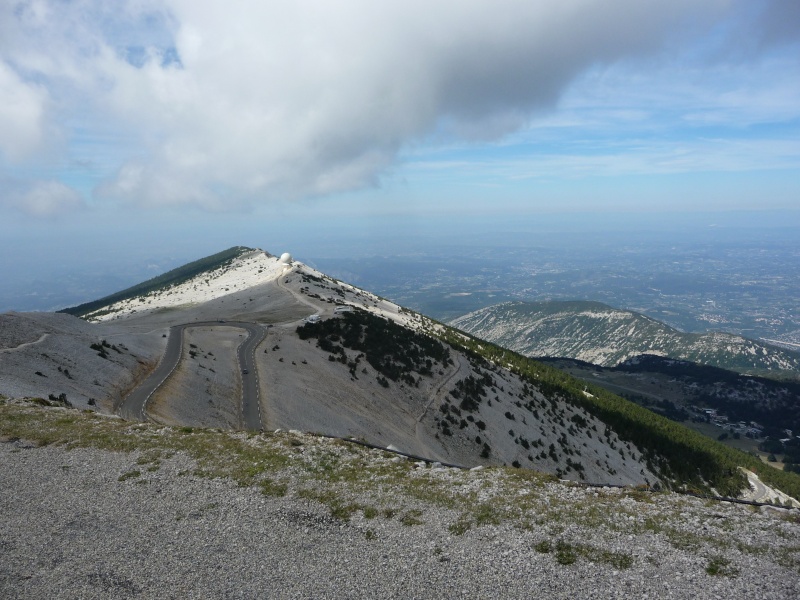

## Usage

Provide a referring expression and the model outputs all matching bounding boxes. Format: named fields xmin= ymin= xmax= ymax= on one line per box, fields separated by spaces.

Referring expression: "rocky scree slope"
xmin=263 ymin=267 xmax=800 ymax=499
xmin=286 ymin=308 xmax=658 ymax=486
xmin=2 ymin=398 xmax=800 ymax=599
xmin=0 ymin=311 xmax=164 ymax=412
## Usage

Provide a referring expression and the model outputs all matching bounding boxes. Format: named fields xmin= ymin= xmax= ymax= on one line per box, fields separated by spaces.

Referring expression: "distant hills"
xmin=451 ymin=300 xmax=800 ymax=377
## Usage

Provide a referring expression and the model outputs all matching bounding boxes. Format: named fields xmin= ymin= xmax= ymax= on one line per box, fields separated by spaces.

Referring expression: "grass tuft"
xmin=260 ymin=478 xmax=288 ymax=497
xmin=555 ymin=540 xmax=577 ymax=565
xmin=118 ymin=469 xmax=141 ymax=482
xmin=0 ymin=398 xmax=795 ymax=577
xmin=399 ymin=509 xmax=424 ymax=526
xmin=705 ymin=555 xmax=738 ymax=577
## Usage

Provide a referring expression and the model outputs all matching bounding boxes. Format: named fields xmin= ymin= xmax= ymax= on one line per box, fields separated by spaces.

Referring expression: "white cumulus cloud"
xmin=0 ymin=0 xmax=796 ymax=213
xmin=0 ymin=60 xmax=50 ymax=162
xmin=1 ymin=180 xmax=85 ymax=217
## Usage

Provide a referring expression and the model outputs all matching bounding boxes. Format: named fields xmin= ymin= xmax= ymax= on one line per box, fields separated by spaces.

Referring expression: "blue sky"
xmin=1 ymin=1 xmax=799 ymax=308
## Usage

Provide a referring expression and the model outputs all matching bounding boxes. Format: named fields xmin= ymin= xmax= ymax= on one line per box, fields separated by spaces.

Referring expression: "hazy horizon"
xmin=3 ymin=209 xmax=798 ymax=355
xmin=1 ymin=2 xmax=798 ymax=330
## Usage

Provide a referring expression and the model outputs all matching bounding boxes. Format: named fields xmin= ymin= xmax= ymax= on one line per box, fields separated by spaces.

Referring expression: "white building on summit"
xmin=279 ymin=252 xmax=293 ymax=264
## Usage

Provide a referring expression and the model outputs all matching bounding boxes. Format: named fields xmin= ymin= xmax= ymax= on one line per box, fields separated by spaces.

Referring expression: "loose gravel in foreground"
xmin=1 ymin=402 xmax=799 ymax=599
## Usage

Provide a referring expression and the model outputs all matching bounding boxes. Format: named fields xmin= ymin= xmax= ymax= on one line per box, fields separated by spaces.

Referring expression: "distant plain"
xmin=3 ymin=211 xmax=798 ymax=351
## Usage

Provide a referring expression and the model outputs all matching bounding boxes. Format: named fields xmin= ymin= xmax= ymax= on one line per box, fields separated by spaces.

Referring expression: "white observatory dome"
xmin=279 ymin=252 xmax=293 ymax=264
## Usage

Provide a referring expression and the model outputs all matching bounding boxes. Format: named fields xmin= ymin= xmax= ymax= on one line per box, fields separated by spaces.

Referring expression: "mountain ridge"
xmin=3 ymin=247 xmax=800 ymax=503
xmin=60 ymin=246 xmax=256 ymax=318
xmin=450 ymin=300 xmax=800 ymax=376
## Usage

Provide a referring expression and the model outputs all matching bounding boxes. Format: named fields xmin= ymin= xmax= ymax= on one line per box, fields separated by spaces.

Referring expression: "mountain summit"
xmin=3 ymin=247 xmax=799 ymax=503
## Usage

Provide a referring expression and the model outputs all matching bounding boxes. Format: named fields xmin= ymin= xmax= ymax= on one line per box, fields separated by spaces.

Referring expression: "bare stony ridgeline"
xmin=0 ymin=252 xmax=662 ymax=486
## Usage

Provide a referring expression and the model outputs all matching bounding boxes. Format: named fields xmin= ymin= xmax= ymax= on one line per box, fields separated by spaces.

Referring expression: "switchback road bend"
xmin=121 ymin=321 xmax=265 ymax=430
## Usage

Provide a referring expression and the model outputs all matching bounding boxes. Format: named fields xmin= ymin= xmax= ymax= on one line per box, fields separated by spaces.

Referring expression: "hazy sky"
xmin=1 ymin=0 xmax=799 ymax=308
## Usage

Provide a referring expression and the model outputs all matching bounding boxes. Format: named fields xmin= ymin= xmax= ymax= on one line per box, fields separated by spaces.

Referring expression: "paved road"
xmin=120 ymin=321 xmax=265 ymax=430
xmin=743 ymin=469 xmax=772 ymax=503
xmin=236 ymin=322 xmax=266 ymax=430
xmin=119 ymin=326 xmax=185 ymax=422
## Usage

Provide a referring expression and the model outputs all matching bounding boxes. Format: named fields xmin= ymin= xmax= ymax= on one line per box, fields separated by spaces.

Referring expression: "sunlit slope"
xmin=60 ymin=246 xmax=261 ymax=320
xmin=451 ymin=300 xmax=800 ymax=375
xmin=7 ymin=247 xmax=797 ymax=502
xmin=266 ymin=308 xmax=658 ymax=486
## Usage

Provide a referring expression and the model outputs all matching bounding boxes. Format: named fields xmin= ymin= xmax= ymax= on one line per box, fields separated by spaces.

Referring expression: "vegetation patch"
xmin=297 ymin=489 xmax=363 ymax=522
xmin=1 ymin=398 xmax=797 ymax=580
xmin=260 ymin=478 xmax=288 ymax=497
xmin=554 ymin=540 xmax=578 ymax=565
xmin=297 ymin=309 xmax=451 ymax=386
xmin=533 ymin=540 xmax=552 ymax=553
xmin=438 ymin=327 xmax=800 ymax=499
xmin=399 ymin=509 xmax=424 ymax=526
xmin=705 ymin=555 xmax=738 ymax=577
xmin=534 ymin=538 xmax=633 ymax=569
xmin=118 ymin=469 xmax=141 ymax=482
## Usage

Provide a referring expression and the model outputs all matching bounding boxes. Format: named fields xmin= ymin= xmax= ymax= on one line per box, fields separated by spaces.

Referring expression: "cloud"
xmin=1 ymin=180 xmax=85 ymax=217
xmin=752 ymin=0 xmax=800 ymax=47
xmin=0 ymin=60 xmax=49 ymax=162
xmin=0 ymin=1 xmax=797 ymax=211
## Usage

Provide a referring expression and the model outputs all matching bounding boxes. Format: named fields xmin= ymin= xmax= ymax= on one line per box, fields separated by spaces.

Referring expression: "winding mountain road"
xmin=237 ymin=322 xmax=267 ymax=430
xmin=742 ymin=469 xmax=773 ymax=504
xmin=120 ymin=321 xmax=265 ymax=430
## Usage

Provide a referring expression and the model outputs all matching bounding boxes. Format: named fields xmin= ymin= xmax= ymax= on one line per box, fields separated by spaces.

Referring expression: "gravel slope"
xmin=148 ymin=326 xmax=242 ymax=429
xmin=1 ymin=421 xmax=799 ymax=599
xmin=0 ymin=312 xmax=165 ymax=411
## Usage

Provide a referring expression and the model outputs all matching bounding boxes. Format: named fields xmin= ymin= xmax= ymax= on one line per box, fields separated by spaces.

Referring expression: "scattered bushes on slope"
xmin=449 ymin=372 xmax=494 ymax=413
xmin=297 ymin=309 xmax=451 ymax=387
xmin=439 ymin=328 xmax=800 ymax=499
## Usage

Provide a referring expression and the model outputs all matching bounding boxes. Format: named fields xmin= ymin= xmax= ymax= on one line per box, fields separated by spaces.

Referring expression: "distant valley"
xmin=311 ymin=222 xmax=800 ymax=352
xmin=537 ymin=355 xmax=800 ymax=464
xmin=451 ymin=300 xmax=800 ymax=476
